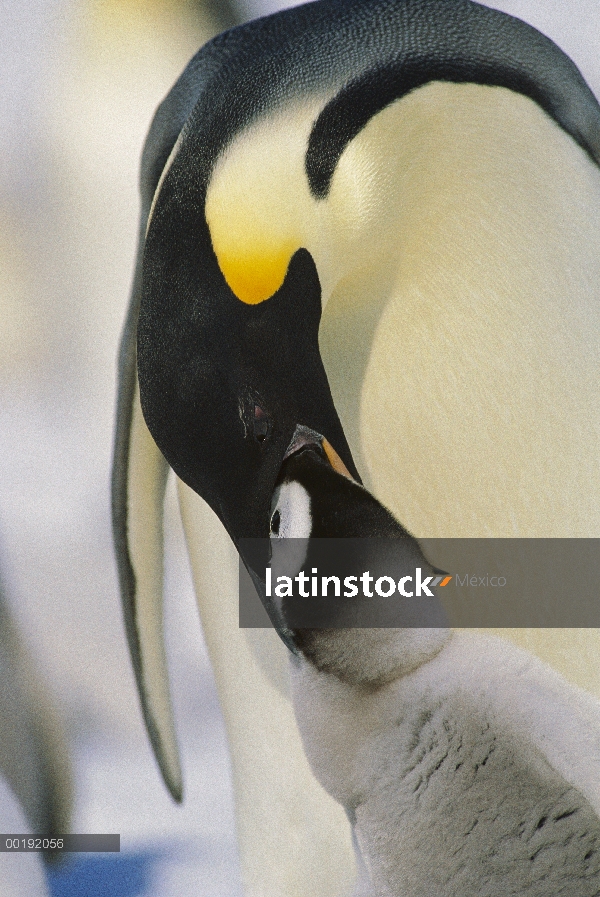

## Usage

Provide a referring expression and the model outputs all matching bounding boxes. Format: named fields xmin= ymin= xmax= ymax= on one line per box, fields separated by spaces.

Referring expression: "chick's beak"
xmin=283 ymin=424 xmax=355 ymax=482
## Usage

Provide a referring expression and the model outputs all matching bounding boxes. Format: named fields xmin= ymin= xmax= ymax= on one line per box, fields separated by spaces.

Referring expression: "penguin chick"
xmin=270 ymin=446 xmax=449 ymax=687
xmin=274 ymin=448 xmax=600 ymax=897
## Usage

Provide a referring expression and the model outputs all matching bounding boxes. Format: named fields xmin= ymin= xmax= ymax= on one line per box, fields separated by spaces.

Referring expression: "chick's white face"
xmin=269 ymin=480 xmax=312 ymax=589
xmin=270 ymin=480 xmax=312 ymax=539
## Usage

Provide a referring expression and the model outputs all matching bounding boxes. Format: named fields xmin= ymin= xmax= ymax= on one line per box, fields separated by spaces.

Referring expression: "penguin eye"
xmin=270 ymin=509 xmax=281 ymax=536
xmin=253 ymin=405 xmax=271 ymax=444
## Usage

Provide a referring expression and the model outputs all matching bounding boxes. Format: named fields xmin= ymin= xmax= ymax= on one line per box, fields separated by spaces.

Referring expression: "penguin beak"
xmin=282 ymin=424 xmax=354 ymax=481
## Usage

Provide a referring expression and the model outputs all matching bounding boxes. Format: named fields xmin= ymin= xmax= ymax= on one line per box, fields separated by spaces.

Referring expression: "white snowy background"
xmin=0 ymin=1 xmax=598 ymax=895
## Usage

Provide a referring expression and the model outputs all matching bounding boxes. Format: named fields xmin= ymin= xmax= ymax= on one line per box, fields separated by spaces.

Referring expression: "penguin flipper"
xmin=111 ymin=60 xmax=217 ymax=801
xmin=114 ymin=381 xmax=181 ymax=799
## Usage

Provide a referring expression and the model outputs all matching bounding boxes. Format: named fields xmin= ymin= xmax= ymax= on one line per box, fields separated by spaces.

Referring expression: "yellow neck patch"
xmin=216 ymin=244 xmax=297 ymax=305
xmin=205 ymin=101 xmax=323 ymax=304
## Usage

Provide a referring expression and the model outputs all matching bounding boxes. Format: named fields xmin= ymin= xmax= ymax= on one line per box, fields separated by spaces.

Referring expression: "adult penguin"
xmin=112 ymin=1 xmax=600 ymax=894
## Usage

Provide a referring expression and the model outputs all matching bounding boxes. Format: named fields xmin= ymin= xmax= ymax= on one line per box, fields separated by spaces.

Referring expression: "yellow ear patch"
xmin=204 ymin=101 xmax=325 ymax=305
xmin=216 ymin=244 xmax=296 ymax=305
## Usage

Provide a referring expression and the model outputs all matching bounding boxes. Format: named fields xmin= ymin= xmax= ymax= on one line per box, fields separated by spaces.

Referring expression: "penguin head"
xmin=270 ymin=436 xmax=408 ymax=540
xmin=138 ymin=221 xmax=360 ymax=569
xmin=268 ymin=438 xmax=449 ymax=686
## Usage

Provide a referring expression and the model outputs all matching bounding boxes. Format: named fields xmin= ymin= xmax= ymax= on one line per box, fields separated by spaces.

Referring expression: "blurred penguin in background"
xmin=0 ymin=571 xmax=71 ymax=897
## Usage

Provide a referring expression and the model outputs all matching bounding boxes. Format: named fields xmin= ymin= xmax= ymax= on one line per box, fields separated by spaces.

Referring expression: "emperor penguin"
xmin=269 ymin=443 xmax=600 ymax=895
xmin=0 ymin=575 xmax=72 ymax=896
xmin=112 ymin=1 xmax=600 ymax=895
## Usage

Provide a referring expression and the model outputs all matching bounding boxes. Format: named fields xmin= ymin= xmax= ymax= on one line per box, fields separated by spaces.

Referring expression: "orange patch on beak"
xmin=322 ymin=438 xmax=354 ymax=481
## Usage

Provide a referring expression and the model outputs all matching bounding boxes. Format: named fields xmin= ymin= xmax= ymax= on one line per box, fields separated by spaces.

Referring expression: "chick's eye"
xmin=270 ymin=509 xmax=281 ymax=536
xmin=253 ymin=405 xmax=271 ymax=443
